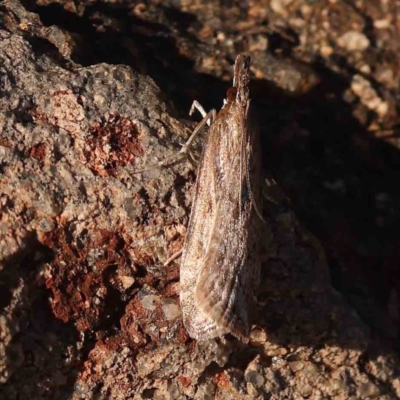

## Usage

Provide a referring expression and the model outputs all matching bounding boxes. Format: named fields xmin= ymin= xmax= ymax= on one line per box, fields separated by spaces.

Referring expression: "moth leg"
xmin=163 ymin=248 xmax=183 ymax=266
xmin=246 ymin=168 xmax=265 ymax=223
xmin=262 ymin=177 xmax=288 ymax=205
xmin=132 ymin=107 xmax=215 ymax=173
xmin=243 ymin=144 xmax=265 ymax=223
xmin=186 ymin=101 xmax=216 ymax=166
xmin=181 ymin=107 xmax=216 ymax=167
xmin=189 ymin=100 xmax=212 ymax=126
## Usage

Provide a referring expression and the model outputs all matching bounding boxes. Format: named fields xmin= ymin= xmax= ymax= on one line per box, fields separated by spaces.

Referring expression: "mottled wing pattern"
xmin=180 ymin=54 xmax=262 ymax=341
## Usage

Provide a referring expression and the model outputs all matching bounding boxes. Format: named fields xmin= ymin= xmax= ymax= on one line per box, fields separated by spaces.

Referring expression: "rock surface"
xmin=1 ymin=1 xmax=400 ymax=399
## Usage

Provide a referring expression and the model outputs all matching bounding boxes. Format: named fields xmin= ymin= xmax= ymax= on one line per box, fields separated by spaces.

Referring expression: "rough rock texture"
xmin=1 ymin=0 xmax=400 ymax=399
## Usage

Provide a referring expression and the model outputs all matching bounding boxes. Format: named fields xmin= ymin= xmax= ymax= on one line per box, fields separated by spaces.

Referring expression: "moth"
xmin=180 ymin=54 xmax=262 ymax=341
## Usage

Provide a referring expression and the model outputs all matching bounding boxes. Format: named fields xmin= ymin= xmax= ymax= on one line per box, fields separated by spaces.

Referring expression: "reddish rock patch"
xmin=85 ymin=114 xmax=143 ymax=176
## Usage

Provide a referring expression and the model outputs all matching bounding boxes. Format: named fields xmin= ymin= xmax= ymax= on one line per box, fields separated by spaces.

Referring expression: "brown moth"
xmin=180 ymin=54 xmax=262 ymax=341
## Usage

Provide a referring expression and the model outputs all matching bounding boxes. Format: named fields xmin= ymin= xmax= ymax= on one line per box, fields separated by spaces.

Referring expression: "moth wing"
xmin=179 ymin=114 xmax=230 ymax=339
xmin=194 ymin=114 xmax=260 ymax=340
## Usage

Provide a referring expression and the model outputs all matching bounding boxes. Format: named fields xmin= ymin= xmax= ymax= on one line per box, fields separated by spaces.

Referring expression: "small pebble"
xmin=141 ymin=295 xmax=160 ymax=311
xmin=162 ymin=299 xmax=181 ymax=321
xmin=119 ymin=276 xmax=135 ymax=289
xmin=250 ymin=327 xmax=267 ymax=346
xmin=245 ymin=371 xmax=265 ymax=388
xmin=338 ymin=31 xmax=370 ymax=52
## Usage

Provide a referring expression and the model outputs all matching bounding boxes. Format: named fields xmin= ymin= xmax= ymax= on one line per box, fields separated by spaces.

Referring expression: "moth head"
xmin=226 ymin=86 xmax=238 ymax=103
